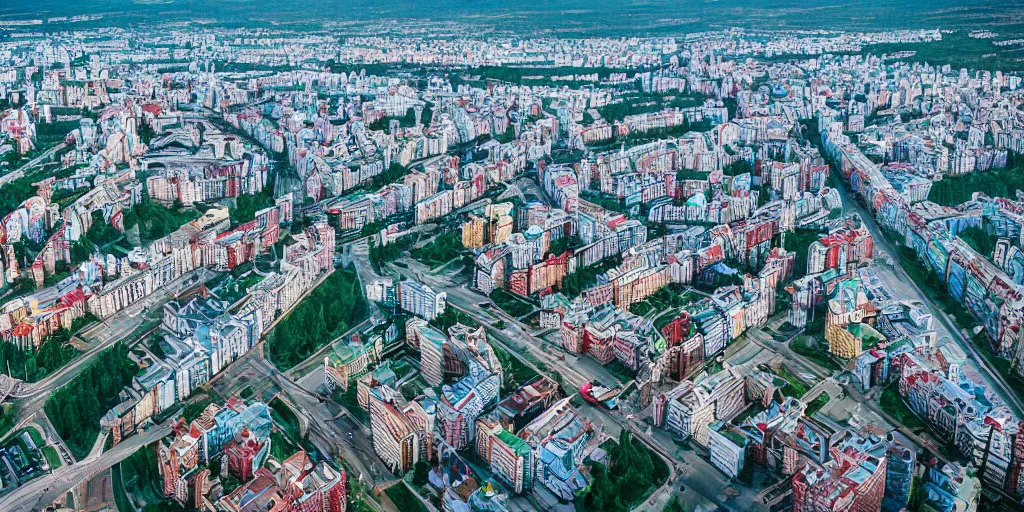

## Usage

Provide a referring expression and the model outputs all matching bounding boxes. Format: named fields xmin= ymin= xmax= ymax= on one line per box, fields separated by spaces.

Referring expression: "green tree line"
xmin=266 ymin=265 xmax=369 ymax=370
xmin=45 ymin=342 xmax=139 ymax=459
xmin=579 ymin=430 xmax=670 ymax=512
xmin=927 ymin=166 xmax=1024 ymax=207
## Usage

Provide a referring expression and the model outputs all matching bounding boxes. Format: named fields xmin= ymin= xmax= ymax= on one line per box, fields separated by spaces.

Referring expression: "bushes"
xmin=266 ymin=266 xmax=368 ymax=370
xmin=579 ymin=430 xmax=669 ymax=512
xmin=410 ymin=231 xmax=464 ymax=268
xmin=928 ymin=166 xmax=1024 ymax=206
xmin=489 ymin=288 xmax=535 ymax=318
xmin=45 ymin=342 xmax=139 ymax=459
xmin=124 ymin=201 xmax=200 ymax=241
xmin=369 ymin=235 xmax=415 ymax=272
xmin=0 ymin=313 xmax=96 ymax=383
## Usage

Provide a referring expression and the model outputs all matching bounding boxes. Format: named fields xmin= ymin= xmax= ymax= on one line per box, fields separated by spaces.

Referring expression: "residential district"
xmin=0 ymin=19 xmax=1022 ymax=512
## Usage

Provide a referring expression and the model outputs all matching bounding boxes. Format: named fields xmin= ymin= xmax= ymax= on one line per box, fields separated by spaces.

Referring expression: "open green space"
xmin=488 ymin=288 xmax=536 ymax=318
xmin=773 ymin=364 xmax=811 ymax=399
xmin=927 ymin=162 xmax=1024 ymax=207
xmin=410 ymin=230 xmax=464 ymax=269
xmin=579 ymin=430 xmax=670 ymax=512
xmin=384 ymin=482 xmax=428 ymax=512
xmin=44 ymin=342 xmax=139 ymax=459
xmin=267 ymin=265 xmax=369 ymax=370
xmin=789 ymin=336 xmax=842 ymax=372
xmin=42 ymin=445 xmax=62 ymax=469
xmin=879 ymin=385 xmax=926 ymax=431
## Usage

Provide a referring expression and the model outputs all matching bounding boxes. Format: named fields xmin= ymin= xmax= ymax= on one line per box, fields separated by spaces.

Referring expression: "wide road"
xmin=828 ymin=164 xmax=1024 ymax=415
xmin=10 ymin=268 xmax=215 ymax=429
xmin=375 ymin=260 xmax=745 ymax=510
xmin=0 ymin=421 xmax=173 ymax=512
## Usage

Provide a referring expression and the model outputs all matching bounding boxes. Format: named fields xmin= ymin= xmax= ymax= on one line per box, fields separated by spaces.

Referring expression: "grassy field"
xmin=489 ymin=288 xmax=536 ymax=318
xmin=42 ymin=445 xmax=62 ymax=469
xmin=384 ymin=483 xmax=428 ymax=512
xmin=879 ymin=385 xmax=926 ymax=431
xmin=774 ymin=364 xmax=812 ymax=398
xmin=805 ymin=392 xmax=830 ymax=416
xmin=790 ymin=336 xmax=842 ymax=372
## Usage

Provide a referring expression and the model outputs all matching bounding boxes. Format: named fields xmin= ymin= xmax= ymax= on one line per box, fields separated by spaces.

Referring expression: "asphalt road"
xmin=0 ymin=421 xmax=172 ymax=512
xmin=831 ymin=172 xmax=1024 ymax=415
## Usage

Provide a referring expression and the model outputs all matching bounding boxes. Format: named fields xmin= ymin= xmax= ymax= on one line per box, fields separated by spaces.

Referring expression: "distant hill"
xmin=1 ymin=0 xmax=1022 ymax=37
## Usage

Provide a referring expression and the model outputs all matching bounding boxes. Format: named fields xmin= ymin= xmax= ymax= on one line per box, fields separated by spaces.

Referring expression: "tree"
xmin=44 ymin=342 xmax=139 ymax=458
xmin=403 ymin=107 xmax=417 ymax=127
xmin=412 ymin=460 xmax=430 ymax=486
xmin=422 ymin=103 xmax=434 ymax=125
xmin=663 ymin=496 xmax=687 ymax=512
xmin=497 ymin=123 xmax=517 ymax=143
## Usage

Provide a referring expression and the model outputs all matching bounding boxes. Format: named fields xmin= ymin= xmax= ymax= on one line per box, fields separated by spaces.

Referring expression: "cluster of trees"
xmin=957 ymin=226 xmax=999 ymax=258
xmin=45 ymin=342 xmax=139 ymax=458
xmin=368 ymin=235 xmax=415 ymax=272
xmin=598 ymin=92 xmax=707 ymax=123
xmin=430 ymin=307 xmax=478 ymax=333
xmin=86 ymin=210 xmax=123 ymax=247
xmin=35 ymin=120 xmax=80 ymax=146
xmin=928 ymin=165 xmax=1024 ymax=206
xmin=579 ymin=430 xmax=669 ymax=512
xmin=121 ymin=444 xmax=165 ymax=506
xmin=489 ymin=342 xmax=540 ymax=391
xmin=579 ymin=189 xmax=628 ymax=214
xmin=368 ymin=108 xmax=419 ymax=133
xmin=123 ymin=200 xmax=199 ymax=241
xmin=351 ymin=162 xmax=412 ymax=196
xmin=629 ymin=284 xmax=692 ymax=317
xmin=0 ymin=173 xmax=38 ymax=219
xmin=723 ymin=159 xmax=754 ymax=176
xmin=0 ymin=314 xmax=95 ymax=383
xmin=459 ymin=65 xmax=632 ymax=86
xmin=560 ymin=256 xmax=622 ymax=297
xmin=410 ymin=231 xmax=464 ymax=268
xmin=231 ymin=192 xmax=277 ymax=226
xmin=549 ymin=235 xmax=582 ymax=257
xmin=266 ymin=265 xmax=368 ymax=369
xmin=782 ymin=229 xmax=825 ymax=279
